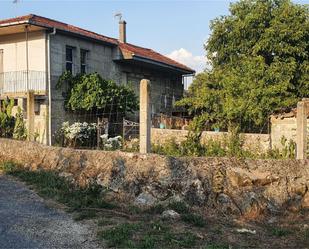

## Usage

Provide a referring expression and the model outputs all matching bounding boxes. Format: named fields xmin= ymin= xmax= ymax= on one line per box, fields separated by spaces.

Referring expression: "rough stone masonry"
xmin=0 ymin=138 xmax=308 ymax=218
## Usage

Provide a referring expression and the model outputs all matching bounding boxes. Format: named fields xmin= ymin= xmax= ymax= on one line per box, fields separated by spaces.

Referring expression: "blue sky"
xmin=0 ymin=0 xmax=308 ymax=72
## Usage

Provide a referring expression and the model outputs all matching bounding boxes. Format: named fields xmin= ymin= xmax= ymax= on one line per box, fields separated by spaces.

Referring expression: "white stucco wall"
xmin=0 ymin=31 xmax=46 ymax=72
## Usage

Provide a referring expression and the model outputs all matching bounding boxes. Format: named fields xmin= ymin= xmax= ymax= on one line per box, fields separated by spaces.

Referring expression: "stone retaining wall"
xmin=0 ymin=138 xmax=308 ymax=218
xmin=151 ymin=128 xmax=270 ymax=154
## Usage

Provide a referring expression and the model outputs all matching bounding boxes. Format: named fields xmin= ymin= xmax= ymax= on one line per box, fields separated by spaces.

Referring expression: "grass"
xmin=0 ymin=161 xmax=116 ymax=211
xmin=97 ymin=218 xmax=114 ymax=226
xmin=144 ymin=204 xmax=165 ymax=215
xmin=181 ymin=213 xmax=206 ymax=227
xmin=167 ymin=201 xmax=190 ymax=214
xmin=98 ymin=220 xmax=198 ymax=249
xmin=203 ymin=244 xmax=229 ymax=249
xmin=73 ymin=210 xmax=97 ymax=221
xmin=270 ymin=227 xmax=292 ymax=237
xmin=98 ymin=223 xmax=140 ymax=248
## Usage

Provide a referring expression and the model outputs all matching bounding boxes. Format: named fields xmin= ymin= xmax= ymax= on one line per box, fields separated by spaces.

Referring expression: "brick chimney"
xmin=119 ymin=20 xmax=126 ymax=43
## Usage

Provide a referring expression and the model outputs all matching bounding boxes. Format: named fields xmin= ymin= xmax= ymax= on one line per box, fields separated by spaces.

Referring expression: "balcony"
xmin=0 ymin=71 xmax=47 ymax=96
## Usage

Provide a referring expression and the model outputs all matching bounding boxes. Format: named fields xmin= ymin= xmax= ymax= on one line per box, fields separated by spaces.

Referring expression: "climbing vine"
xmin=57 ymin=72 xmax=138 ymax=114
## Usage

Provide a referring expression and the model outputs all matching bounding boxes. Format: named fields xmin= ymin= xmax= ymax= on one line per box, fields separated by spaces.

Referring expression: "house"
xmin=0 ymin=14 xmax=195 ymax=145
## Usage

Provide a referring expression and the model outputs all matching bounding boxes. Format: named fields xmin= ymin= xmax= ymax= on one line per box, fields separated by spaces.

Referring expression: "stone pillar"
xmin=296 ymin=99 xmax=308 ymax=159
xmin=139 ymin=79 xmax=151 ymax=153
xmin=27 ymin=90 xmax=35 ymax=141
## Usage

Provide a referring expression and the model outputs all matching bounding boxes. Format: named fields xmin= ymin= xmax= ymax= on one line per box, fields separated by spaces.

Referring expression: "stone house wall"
xmin=49 ymin=32 xmax=184 ymax=142
xmin=49 ymin=33 xmax=122 ymax=143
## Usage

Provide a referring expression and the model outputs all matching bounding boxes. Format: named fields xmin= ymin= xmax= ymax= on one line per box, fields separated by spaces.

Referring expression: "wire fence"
xmin=1 ymin=85 xmax=304 ymax=158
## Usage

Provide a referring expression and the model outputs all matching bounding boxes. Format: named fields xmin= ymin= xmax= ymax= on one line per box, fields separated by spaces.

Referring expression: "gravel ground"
xmin=0 ymin=174 xmax=102 ymax=249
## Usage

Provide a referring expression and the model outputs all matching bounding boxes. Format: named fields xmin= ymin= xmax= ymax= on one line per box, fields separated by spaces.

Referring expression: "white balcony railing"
xmin=0 ymin=70 xmax=46 ymax=95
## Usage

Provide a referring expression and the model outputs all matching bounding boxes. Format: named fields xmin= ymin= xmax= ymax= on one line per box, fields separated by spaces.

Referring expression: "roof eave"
xmin=0 ymin=20 xmax=30 ymax=28
xmin=132 ymin=55 xmax=195 ymax=75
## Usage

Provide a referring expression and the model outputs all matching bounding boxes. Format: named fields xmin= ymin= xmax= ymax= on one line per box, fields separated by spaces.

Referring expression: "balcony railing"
xmin=0 ymin=70 xmax=46 ymax=95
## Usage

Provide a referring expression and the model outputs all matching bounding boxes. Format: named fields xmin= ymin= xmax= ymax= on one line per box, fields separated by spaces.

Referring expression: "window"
xmin=66 ymin=46 xmax=74 ymax=73
xmin=80 ymin=49 xmax=88 ymax=74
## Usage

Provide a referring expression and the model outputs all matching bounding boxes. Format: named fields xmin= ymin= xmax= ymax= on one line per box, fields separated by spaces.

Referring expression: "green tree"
xmin=57 ymin=72 xmax=138 ymax=114
xmin=178 ymin=0 xmax=309 ymax=132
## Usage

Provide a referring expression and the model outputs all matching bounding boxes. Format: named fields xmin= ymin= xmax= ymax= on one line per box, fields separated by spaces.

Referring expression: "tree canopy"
xmin=177 ymin=0 xmax=309 ymax=132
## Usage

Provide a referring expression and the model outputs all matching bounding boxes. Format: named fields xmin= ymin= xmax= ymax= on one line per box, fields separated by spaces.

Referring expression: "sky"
xmin=0 ymin=0 xmax=308 ymax=73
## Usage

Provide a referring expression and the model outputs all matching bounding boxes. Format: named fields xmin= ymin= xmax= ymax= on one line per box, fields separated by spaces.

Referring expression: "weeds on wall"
xmin=152 ymin=117 xmax=255 ymax=158
xmin=152 ymin=136 xmax=253 ymax=158
xmin=265 ymin=136 xmax=296 ymax=159
xmin=152 ymin=130 xmax=296 ymax=159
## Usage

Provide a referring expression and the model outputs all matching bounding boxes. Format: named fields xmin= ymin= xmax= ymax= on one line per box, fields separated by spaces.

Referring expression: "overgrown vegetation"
xmin=152 ymin=121 xmax=251 ymax=158
xmin=13 ymin=107 xmax=27 ymax=140
xmin=153 ymin=122 xmax=296 ymax=159
xmin=0 ymin=99 xmax=15 ymax=138
xmin=0 ymin=99 xmax=27 ymax=140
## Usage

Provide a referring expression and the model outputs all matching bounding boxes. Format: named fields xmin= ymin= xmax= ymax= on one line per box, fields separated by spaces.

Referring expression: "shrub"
xmin=100 ymin=134 xmax=122 ymax=150
xmin=59 ymin=121 xmax=97 ymax=148
xmin=0 ymin=99 xmax=15 ymax=138
xmin=204 ymin=139 xmax=226 ymax=157
xmin=152 ymin=138 xmax=183 ymax=157
xmin=13 ymin=107 xmax=27 ymax=140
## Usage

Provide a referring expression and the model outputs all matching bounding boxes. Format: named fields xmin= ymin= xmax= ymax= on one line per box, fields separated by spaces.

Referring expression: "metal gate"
xmin=123 ymin=118 xmax=139 ymax=139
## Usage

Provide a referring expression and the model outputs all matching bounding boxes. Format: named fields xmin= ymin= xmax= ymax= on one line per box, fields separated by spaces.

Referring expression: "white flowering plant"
xmin=100 ymin=134 xmax=122 ymax=151
xmin=60 ymin=121 xmax=97 ymax=148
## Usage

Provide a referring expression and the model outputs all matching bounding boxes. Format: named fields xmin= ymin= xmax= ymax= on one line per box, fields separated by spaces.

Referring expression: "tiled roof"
xmin=0 ymin=14 xmax=118 ymax=45
xmin=0 ymin=14 xmax=195 ymax=74
xmin=118 ymin=43 xmax=194 ymax=73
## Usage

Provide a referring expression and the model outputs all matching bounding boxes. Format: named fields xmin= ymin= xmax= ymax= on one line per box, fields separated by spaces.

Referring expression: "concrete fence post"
xmin=296 ymin=99 xmax=309 ymax=159
xmin=27 ymin=90 xmax=35 ymax=141
xmin=139 ymin=79 xmax=151 ymax=153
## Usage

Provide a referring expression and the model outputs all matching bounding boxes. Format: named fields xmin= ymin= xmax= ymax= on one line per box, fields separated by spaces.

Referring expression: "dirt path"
xmin=0 ymin=174 xmax=101 ymax=249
